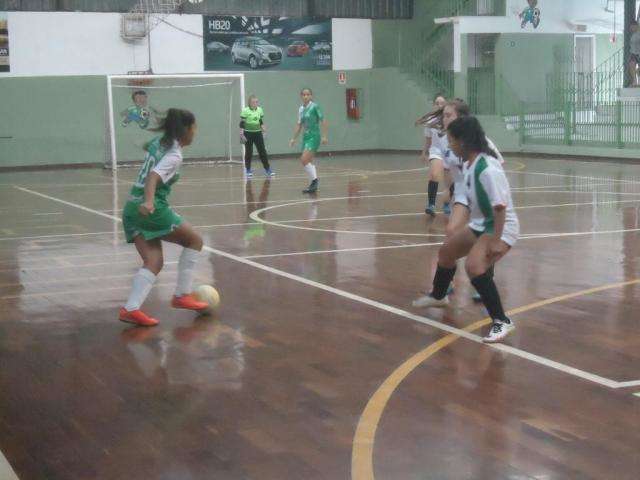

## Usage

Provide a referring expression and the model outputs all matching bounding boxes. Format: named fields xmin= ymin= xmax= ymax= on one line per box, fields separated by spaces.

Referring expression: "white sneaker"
xmin=482 ymin=320 xmax=515 ymax=343
xmin=412 ymin=294 xmax=450 ymax=308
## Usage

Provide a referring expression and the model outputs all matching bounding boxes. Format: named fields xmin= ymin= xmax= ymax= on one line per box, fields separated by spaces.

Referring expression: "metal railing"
xmin=399 ymin=0 xmax=505 ymax=96
xmin=464 ymin=46 xmax=640 ymax=150
xmin=546 ymin=50 xmax=624 ymax=109
xmin=515 ymin=100 xmax=640 ymax=148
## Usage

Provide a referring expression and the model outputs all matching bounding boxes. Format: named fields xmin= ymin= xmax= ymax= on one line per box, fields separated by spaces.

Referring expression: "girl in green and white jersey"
xmin=289 ymin=88 xmax=328 ymax=194
xmin=119 ymin=108 xmax=209 ymax=327
xmin=412 ymin=116 xmax=519 ymax=344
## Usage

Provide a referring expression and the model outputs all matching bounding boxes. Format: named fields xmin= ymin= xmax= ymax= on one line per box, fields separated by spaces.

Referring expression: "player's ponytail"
xmin=153 ymin=108 xmax=196 ymax=149
xmin=421 ymin=107 xmax=444 ymax=131
xmin=447 ymin=116 xmax=499 ymax=159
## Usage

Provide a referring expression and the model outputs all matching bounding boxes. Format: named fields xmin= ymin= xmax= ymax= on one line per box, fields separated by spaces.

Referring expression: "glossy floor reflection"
xmin=0 ymin=153 xmax=639 ymax=479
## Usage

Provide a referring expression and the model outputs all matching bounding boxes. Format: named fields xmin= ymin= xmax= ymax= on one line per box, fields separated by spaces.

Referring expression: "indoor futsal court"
xmin=1 ymin=1 xmax=640 ymax=480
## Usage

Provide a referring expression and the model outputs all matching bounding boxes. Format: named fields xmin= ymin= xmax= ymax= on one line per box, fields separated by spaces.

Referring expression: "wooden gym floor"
xmin=0 ymin=153 xmax=638 ymax=479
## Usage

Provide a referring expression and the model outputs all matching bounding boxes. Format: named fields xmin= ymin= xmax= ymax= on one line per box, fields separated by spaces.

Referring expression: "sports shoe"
xmin=303 ymin=178 xmax=318 ymax=194
xmin=245 ymin=170 xmax=253 ymax=178
xmin=171 ymin=294 xmax=209 ymax=312
xmin=482 ymin=320 xmax=515 ymax=343
xmin=412 ymin=294 xmax=450 ymax=308
xmin=442 ymin=202 xmax=451 ymax=215
xmin=425 ymin=204 xmax=436 ymax=216
xmin=265 ymin=169 xmax=275 ymax=177
xmin=118 ymin=307 xmax=159 ymax=327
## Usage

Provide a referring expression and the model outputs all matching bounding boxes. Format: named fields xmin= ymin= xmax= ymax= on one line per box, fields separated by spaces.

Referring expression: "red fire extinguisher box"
xmin=346 ymin=88 xmax=360 ymax=120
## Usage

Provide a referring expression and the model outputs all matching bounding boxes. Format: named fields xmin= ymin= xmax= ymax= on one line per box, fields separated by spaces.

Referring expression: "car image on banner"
xmin=231 ymin=37 xmax=282 ymax=69
xmin=203 ymin=16 xmax=331 ymax=71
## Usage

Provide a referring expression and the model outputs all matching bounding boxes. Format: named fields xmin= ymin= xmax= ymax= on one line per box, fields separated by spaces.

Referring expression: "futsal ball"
xmin=140 ymin=108 xmax=150 ymax=120
xmin=194 ymin=285 xmax=220 ymax=312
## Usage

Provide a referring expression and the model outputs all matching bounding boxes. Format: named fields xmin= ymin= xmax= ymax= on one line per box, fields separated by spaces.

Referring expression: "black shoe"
xmin=303 ymin=179 xmax=318 ymax=194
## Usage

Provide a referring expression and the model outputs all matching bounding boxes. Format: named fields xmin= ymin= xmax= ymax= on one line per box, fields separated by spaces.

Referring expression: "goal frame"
xmin=106 ymin=73 xmax=245 ymax=170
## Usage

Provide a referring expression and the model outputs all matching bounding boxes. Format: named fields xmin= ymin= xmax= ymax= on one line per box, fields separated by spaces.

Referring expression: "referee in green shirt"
xmin=240 ymin=95 xmax=273 ymax=177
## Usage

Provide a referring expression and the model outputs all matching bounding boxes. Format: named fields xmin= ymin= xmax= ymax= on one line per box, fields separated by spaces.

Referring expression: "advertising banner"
xmin=204 ymin=16 xmax=332 ymax=71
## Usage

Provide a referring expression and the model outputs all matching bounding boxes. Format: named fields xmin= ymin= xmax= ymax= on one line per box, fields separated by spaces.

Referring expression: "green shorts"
xmin=122 ymin=200 xmax=183 ymax=243
xmin=302 ymin=133 xmax=321 ymax=153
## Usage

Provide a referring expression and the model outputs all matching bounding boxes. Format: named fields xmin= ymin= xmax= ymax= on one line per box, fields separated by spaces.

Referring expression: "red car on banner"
xmin=287 ymin=41 xmax=310 ymax=57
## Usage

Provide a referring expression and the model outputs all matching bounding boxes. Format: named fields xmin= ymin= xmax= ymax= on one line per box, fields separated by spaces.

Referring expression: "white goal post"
xmin=105 ymin=73 xmax=245 ymax=170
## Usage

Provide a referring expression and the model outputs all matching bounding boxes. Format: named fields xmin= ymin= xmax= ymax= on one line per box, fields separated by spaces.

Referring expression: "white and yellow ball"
xmin=194 ymin=285 xmax=220 ymax=312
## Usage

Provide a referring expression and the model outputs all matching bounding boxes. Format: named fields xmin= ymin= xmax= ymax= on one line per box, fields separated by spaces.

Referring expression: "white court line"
xmin=12 ymin=185 xmax=630 ymax=390
xmin=615 ymin=380 xmax=640 ymax=388
xmin=0 ymin=282 xmax=175 ymax=300
xmin=0 ymin=250 xmax=138 ymax=266
xmin=248 ymin=190 xmax=640 ymax=238
xmin=243 ymin=241 xmax=445 ymax=259
xmin=243 ymin=226 xmax=640 ymax=259
xmin=14 ymin=186 xmax=119 ymax=221
xmin=506 ymin=169 xmax=640 ymax=185
xmin=0 ymin=449 xmax=18 ymax=480
xmin=102 ymin=191 xmax=435 ymax=213
xmin=3 ymin=191 xmax=640 ymax=244
xmin=98 ymin=183 xmax=636 ymax=213
xmin=0 ymin=260 xmax=177 ymax=274
xmin=270 ymin=197 xmax=640 ymax=229
xmin=0 ymin=231 xmax=113 ymax=242
xmin=0 ymin=271 xmax=166 ymax=288
xmin=2 ymin=194 xmax=640 ymax=246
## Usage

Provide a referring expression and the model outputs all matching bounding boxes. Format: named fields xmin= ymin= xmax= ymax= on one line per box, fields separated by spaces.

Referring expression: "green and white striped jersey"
xmin=129 ymin=137 xmax=182 ymax=205
xmin=463 ymin=154 xmax=518 ymax=234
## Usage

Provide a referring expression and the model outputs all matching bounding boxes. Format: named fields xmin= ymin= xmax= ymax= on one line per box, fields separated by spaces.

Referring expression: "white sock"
xmin=304 ymin=163 xmax=317 ymax=181
xmin=174 ymin=247 xmax=200 ymax=297
xmin=124 ymin=268 xmax=156 ymax=312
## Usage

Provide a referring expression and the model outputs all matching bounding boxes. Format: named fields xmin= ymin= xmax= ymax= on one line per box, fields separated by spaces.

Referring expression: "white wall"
xmin=1 ymin=12 xmax=372 ymax=77
xmin=3 ymin=12 xmax=203 ymax=76
xmin=457 ymin=0 xmax=633 ymax=34
xmin=148 ymin=15 xmax=204 ymax=74
xmin=332 ymin=18 xmax=373 ymax=70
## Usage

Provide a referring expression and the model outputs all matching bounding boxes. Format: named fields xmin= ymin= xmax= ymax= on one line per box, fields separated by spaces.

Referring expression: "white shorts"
xmin=454 ymin=192 xmax=467 ymax=206
xmin=470 ymin=220 xmax=519 ymax=247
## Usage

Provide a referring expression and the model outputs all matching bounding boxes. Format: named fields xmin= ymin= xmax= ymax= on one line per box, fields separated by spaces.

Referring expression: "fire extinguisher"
xmin=346 ymin=88 xmax=360 ymax=120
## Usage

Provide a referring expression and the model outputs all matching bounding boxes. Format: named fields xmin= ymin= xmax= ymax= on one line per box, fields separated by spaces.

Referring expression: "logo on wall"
xmin=519 ymin=0 xmax=541 ymax=29
xmin=203 ymin=16 xmax=332 ymax=71
xmin=0 ymin=12 xmax=9 ymax=72
xmin=120 ymin=90 xmax=159 ymax=130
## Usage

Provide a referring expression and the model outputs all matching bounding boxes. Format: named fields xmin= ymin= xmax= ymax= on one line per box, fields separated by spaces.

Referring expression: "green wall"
xmin=0 ymin=76 xmax=106 ymax=168
xmin=372 ymin=20 xmax=402 ymax=68
xmin=0 ymin=68 xmax=431 ymax=168
xmin=494 ymin=34 xmax=573 ymax=105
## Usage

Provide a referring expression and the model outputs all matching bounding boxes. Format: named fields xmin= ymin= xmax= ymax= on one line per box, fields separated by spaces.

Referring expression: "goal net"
xmin=105 ymin=73 xmax=245 ymax=170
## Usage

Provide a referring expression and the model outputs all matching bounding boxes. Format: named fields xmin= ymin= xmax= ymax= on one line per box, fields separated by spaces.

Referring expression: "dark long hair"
xmin=417 ymin=94 xmax=448 ymax=130
xmin=421 ymin=107 xmax=444 ymax=130
xmin=151 ymin=108 xmax=196 ymax=149
xmin=447 ymin=116 xmax=498 ymax=159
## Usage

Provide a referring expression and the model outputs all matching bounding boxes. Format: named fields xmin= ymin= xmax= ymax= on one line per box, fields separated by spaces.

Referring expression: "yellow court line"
xmin=351 ymin=278 xmax=640 ymax=480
